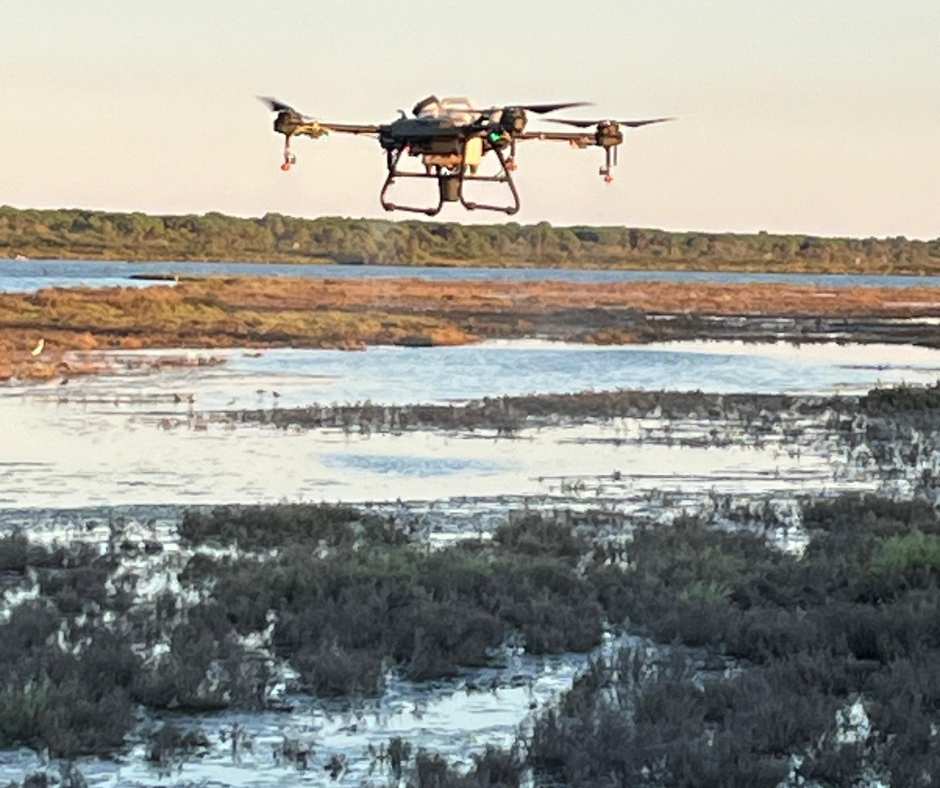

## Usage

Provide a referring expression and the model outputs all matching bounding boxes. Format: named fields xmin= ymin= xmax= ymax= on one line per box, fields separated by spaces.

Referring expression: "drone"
xmin=260 ymin=95 xmax=672 ymax=217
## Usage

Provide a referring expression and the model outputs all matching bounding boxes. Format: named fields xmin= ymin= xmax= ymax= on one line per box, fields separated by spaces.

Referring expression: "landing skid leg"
xmin=379 ymin=150 xmax=444 ymax=217
xmin=458 ymin=146 xmax=521 ymax=216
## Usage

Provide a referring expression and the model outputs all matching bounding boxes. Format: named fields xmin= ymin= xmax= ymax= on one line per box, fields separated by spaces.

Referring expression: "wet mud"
xmin=6 ymin=277 xmax=940 ymax=382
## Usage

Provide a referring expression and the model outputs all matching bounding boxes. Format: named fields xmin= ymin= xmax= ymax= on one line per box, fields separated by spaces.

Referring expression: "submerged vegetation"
xmin=2 ymin=206 xmax=940 ymax=274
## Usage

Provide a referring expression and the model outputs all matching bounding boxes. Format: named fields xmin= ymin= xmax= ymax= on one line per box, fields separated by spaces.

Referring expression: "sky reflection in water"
xmin=2 ymin=339 xmax=932 ymax=509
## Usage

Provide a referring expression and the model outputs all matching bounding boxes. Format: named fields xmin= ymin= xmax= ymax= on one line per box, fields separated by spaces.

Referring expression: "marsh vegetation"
xmin=4 ymin=492 xmax=940 ymax=784
xmin=531 ymin=497 xmax=940 ymax=786
xmin=6 ymin=275 xmax=940 ymax=382
xmin=0 ymin=507 xmax=603 ymax=761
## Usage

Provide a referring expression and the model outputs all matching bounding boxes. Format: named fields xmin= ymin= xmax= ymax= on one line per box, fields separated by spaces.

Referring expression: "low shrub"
xmin=492 ymin=514 xmax=586 ymax=560
xmin=407 ymin=746 xmax=521 ymax=788
xmin=0 ymin=603 xmax=139 ymax=757
xmin=860 ymin=382 xmax=940 ymax=416
xmin=179 ymin=503 xmax=366 ymax=550
xmin=196 ymin=536 xmax=602 ymax=694
xmin=131 ymin=605 xmax=270 ymax=710
xmin=146 ymin=723 xmax=210 ymax=766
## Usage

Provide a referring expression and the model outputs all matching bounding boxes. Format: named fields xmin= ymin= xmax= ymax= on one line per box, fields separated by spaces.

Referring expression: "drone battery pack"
xmin=464 ymin=138 xmax=483 ymax=168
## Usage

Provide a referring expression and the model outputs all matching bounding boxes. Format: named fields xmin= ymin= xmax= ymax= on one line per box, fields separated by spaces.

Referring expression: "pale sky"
xmin=2 ymin=1 xmax=938 ymax=238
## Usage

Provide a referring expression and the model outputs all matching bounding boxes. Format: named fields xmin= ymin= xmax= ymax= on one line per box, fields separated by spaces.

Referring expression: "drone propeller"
xmin=258 ymin=96 xmax=298 ymax=113
xmin=258 ymin=96 xmax=319 ymax=122
xmin=457 ymin=101 xmax=592 ymax=119
xmin=511 ymin=101 xmax=593 ymax=115
xmin=544 ymin=117 xmax=675 ymax=128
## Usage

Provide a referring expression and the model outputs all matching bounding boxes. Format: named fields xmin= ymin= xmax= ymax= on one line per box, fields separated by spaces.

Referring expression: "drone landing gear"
xmin=380 ymin=146 xmax=520 ymax=216
xmin=459 ymin=147 xmax=520 ymax=215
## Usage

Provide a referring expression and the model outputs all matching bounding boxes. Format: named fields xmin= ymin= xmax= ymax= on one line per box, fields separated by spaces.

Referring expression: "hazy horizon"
xmin=3 ymin=1 xmax=938 ymax=240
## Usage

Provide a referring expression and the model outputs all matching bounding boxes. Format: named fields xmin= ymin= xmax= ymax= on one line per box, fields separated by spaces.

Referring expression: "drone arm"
xmin=319 ymin=123 xmax=380 ymax=136
xmin=273 ymin=117 xmax=378 ymax=171
xmin=275 ymin=121 xmax=379 ymax=140
xmin=516 ymin=129 xmax=622 ymax=183
xmin=515 ymin=131 xmax=595 ymax=147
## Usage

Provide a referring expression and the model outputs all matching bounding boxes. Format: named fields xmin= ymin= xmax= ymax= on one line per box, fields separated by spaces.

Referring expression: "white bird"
xmin=30 ymin=338 xmax=45 ymax=356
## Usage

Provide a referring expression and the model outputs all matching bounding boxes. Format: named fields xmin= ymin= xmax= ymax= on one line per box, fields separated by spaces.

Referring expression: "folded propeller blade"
xmin=258 ymin=96 xmax=298 ymax=114
xmin=258 ymin=96 xmax=322 ymax=125
xmin=544 ymin=117 xmax=675 ymax=128
xmin=515 ymin=101 xmax=593 ymax=114
xmin=463 ymin=101 xmax=592 ymax=118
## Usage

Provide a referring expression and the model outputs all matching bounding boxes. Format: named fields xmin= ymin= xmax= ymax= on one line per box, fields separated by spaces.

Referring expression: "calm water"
xmin=40 ymin=339 xmax=940 ymax=413
xmin=4 ymin=258 xmax=940 ymax=292
xmin=2 ymin=339 xmax=930 ymax=509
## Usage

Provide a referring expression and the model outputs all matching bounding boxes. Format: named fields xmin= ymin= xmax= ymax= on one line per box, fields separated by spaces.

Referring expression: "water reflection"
xmin=3 ymin=340 xmax=931 ymax=509
xmin=14 ymin=339 xmax=940 ymax=414
xmin=0 ymin=413 xmax=842 ymax=509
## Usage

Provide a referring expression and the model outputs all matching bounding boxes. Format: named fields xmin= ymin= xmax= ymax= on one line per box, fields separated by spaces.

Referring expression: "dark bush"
xmin=146 ymin=723 xmax=210 ymax=765
xmin=179 ymin=503 xmax=366 ymax=550
xmin=0 ymin=604 xmax=139 ymax=757
xmin=0 ymin=536 xmax=82 ymax=573
xmin=407 ymin=746 xmax=521 ymax=788
xmin=294 ymin=641 xmax=385 ymax=697
xmin=131 ymin=608 xmax=269 ymax=711
xmin=861 ymin=382 xmax=940 ymax=416
xmin=802 ymin=495 xmax=940 ymax=537
xmin=492 ymin=514 xmax=586 ymax=560
xmin=798 ymin=743 xmax=866 ymax=786
xmin=0 ymin=535 xmax=29 ymax=572
xmin=195 ymin=536 xmax=604 ymax=695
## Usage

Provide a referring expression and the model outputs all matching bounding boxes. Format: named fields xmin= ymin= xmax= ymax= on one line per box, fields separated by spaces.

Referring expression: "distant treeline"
xmin=2 ymin=205 xmax=939 ymax=273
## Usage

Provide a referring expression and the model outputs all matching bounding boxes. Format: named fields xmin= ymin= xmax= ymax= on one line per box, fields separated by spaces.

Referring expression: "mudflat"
xmin=3 ymin=276 xmax=940 ymax=381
